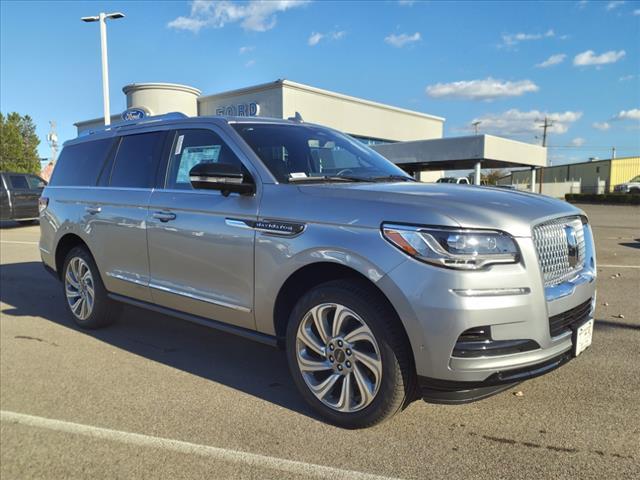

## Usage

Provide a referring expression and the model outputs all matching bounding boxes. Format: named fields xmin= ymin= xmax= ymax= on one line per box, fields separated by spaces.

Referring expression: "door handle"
xmin=152 ymin=211 xmax=176 ymax=222
xmin=85 ymin=206 xmax=101 ymax=215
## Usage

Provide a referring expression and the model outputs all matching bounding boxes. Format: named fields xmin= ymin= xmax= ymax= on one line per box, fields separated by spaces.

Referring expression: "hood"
xmin=296 ymin=182 xmax=583 ymax=237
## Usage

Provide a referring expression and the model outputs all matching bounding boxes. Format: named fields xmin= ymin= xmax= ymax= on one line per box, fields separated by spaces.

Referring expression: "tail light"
xmin=38 ymin=196 xmax=49 ymax=213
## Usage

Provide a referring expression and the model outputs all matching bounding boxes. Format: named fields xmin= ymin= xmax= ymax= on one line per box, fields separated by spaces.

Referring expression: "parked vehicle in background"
xmin=39 ymin=113 xmax=597 ymax=428
xmin=436 ymin=176 xmax=470 ymax=185
xmin=0 ymin=172 xmax=46 ymax=224
xmin=613 ymin=175 xmax=640 ymax=194
xmin=495 ymin=184 xmax=518 ymax=190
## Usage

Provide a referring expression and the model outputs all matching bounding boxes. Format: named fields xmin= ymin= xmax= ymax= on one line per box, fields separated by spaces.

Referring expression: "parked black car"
xmin=0 ymin=171 xmax=47 ymax=224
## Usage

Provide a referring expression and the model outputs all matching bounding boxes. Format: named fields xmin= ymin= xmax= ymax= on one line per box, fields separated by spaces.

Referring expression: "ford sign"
xmin=121 ymin=108 xmax=148 ymax=121
xmin=215 ymin=102 xmax=260 ymax=117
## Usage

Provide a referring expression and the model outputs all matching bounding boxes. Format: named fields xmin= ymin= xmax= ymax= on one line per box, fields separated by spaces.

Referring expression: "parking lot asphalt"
xmin=1 ymin=204 xmax=639 ymax=479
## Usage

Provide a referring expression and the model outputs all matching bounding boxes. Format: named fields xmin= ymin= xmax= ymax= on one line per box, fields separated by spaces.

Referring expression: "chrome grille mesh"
xmin=533 ymin=216 xmax=585 ymax=287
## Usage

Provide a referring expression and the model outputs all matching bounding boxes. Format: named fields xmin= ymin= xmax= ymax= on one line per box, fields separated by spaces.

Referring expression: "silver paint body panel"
xmin=40 ymin=116 xmax=596 ymax=383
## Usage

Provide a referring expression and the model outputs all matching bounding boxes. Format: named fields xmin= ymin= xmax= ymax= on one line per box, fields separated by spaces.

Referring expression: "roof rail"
xmin=79 ymin=112 xmax=188 ymax=137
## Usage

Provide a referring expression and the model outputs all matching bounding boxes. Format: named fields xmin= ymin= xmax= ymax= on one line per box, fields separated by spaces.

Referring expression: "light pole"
xmin=81 ymin=12 xmax=125 ymax=126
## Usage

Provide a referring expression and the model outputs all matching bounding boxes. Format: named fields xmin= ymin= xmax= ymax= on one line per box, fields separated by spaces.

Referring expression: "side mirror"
xmin=189 ymin=162 xmax=255 ymax=196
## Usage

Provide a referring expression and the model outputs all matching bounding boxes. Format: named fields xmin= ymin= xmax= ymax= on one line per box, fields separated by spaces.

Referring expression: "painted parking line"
xmin=0 ymin=410 xmax=400 ymax=480
xmin=0 ymin=240 xmax=39 ymax=245
xmin=598 ymin=264 xmax=640 ymax=269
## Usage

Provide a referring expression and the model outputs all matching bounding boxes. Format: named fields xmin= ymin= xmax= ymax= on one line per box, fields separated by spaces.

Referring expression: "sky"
xmin=1 ymin=0 xmax=639 ymax=166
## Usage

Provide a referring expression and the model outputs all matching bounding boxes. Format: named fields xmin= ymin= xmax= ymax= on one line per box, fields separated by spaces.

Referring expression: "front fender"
xmin=253 ymin=222 xmax=408 ymax=335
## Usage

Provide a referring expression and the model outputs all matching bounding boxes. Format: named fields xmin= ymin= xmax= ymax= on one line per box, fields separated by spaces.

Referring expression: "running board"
xmin=108 ymin=293 xmax=278 ymax=348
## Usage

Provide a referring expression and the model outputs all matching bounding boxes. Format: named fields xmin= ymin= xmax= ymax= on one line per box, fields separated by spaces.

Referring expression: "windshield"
xmin=630 ymin=175 xmax=640 ymax=183
xmin=231 ymin=123 xmax=411 ymax=183
xmin=436 ymin=178 xmax=457 ymax=183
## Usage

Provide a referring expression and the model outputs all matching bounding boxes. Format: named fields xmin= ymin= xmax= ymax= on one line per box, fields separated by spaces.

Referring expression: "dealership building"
xmin=75 ymin=80 xmax=546 ymax=185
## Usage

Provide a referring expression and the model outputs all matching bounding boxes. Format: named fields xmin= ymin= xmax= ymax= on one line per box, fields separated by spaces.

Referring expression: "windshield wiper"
xmin=288 ymin=175 xmax=369 ymax=183
xmin=369 ymin=175 xmax=416 ymax=182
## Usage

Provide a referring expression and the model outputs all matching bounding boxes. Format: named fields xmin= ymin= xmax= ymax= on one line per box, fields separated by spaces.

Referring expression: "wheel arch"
xmin=55 ymin=233 xmax=91 ymax=279
xmin=272 ymin=262 xmax=414 ymax=360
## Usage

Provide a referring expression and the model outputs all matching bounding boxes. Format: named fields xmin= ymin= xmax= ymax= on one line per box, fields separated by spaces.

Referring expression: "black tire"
xmin=62 ymin=246 xmax=117 ymax=329
xmin=285 ymin=279 xmax=415 ymax=429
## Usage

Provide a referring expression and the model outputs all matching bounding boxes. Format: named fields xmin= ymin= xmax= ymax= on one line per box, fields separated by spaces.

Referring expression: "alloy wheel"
xmin=295 ymin=303 xmax=382 ymax=413
xmin=65 ymin=257 xmax=95 ymax=321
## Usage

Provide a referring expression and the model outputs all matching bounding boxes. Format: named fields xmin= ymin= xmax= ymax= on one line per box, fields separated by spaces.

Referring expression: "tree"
xmin=484 ymin=169 xmax=508 ymax=185
xmin=0 ymin=112 xmax=41 ymax=174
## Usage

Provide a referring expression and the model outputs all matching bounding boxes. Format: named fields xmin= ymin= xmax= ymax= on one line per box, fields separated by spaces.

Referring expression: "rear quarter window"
xmin=49 ymin=138 xmax=115 ymax=186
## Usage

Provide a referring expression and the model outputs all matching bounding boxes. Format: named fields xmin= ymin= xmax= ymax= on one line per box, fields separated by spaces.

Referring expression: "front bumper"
xmin=377 ymin=224 xmax=597 ymax=392
xmin=417 ymin=349 xmax=574 ymax=404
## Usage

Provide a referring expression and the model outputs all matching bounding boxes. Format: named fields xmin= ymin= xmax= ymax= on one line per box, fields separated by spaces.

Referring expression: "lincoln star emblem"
xmin=564 ymin=225 xmax=579 ymax=267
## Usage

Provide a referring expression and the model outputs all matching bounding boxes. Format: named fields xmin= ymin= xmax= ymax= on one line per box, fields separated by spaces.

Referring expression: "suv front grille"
xmin=548 ymin=298 xmax=592 ymax=337
xmin=533 ymin=216 xmax=586 ymax=287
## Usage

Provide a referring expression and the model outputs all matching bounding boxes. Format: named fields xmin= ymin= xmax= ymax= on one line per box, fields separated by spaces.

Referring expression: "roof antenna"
xmin=288 ymin=111 xmax=304 ymax=123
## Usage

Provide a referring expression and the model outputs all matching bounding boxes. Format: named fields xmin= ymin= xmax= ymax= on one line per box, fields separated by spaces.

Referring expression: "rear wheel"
xmin=62 ymin=246 xmax=117 ymax=329
xmin=286 ymin=280 xmax=415 ymax=428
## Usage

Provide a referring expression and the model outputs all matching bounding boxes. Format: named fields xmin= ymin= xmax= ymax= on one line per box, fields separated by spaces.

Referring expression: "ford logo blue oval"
xmin=121 ymin=108 xmax=147 ymax=121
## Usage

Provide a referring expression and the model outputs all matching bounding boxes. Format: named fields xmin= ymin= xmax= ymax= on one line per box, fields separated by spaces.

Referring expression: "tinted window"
xmin=8 ymin=175 xmax=28 ymax=189
xmin=49 ymin=138 xmax=115 ymax=186
xmin=109 ymin=132 xmax=166 ymax=188
xmin=166 ymin=129 xmax=245 ymax=190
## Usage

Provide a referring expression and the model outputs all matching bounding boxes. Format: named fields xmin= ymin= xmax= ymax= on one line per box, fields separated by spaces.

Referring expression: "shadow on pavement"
xmin=0 ymin=261 xmax=314 ymax=420
xmin=595 ymin=319 xmax=640 ymax=331
xmin=0 ymin=221 xmax=36 ymax=229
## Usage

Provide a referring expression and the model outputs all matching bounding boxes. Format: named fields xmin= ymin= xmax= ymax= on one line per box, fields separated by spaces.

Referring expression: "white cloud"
xmin=634 ymin=9 xmax=640 ymax=15
xmin=606 ymin=1 xmax=625 ymax=11
xmin=571 ymin=137 xmax=586 ymax=146
xmin=578 ymin=0 xmax=588 ymax=9
xmin=612 ymin=108 xmax=640 ymax=121
xmin=619 ymin=74 xmax=635 ymax=81
xmin=384 ymin=32 xmax=421 ymax=48
xmin=501 ymin=29 xmax=554 ymax=47
xmin=308 ymin=30 xmax=346 ymax=46
xmin=239 ymin=46 xmax=255 ymax=54
xmin=573 ymin=49 xmax=626 ymax=66
xmin=592 ymin=122 xmax=611 ymax=131
xmin=426 ymin=77 xmax=539 ymax=101
xmin=244 ymin=59 xmax=256 ymax=68
xmin=168 ymin=0 xmax=308 ymax=33
xmin=536 ymin=53 xmax=566 ymax=68
xmin=308 ymin=32 xmax=323 ymax=46
xmin=468 ymin=109 xmax=582 ymax=136
xmin=398 ymin=0 xmax=415 ymax=5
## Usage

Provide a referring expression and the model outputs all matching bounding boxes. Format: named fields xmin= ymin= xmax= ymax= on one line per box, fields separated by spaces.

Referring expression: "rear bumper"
xmin=418 ymin=349 xmax=573 ymax=404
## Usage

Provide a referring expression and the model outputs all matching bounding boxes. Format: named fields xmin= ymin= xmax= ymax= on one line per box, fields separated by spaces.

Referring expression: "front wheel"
xmin=286 ymin=280 xmax=415 ymax=429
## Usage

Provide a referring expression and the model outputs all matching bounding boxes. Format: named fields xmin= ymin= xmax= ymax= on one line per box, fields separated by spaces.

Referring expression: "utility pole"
xmin=611 ymin=147 xmax=616 ymax=159
xmin=537 ymin=116 xmax=554 ymax=147
xmin=472 ymin=121 xmax=481 ymax=135
xmin=46 ymin=121 xmax=58 ymax=164
xmin=81 ymin=12 xmax=125 ymax=126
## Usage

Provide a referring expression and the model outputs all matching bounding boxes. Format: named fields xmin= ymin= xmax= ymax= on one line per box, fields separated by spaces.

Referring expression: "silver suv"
xmin=39 ymin=113 xmax=596 ymax=428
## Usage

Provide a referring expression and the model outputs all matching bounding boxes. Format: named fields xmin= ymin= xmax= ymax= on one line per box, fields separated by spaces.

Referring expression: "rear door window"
xmin=109 ymin=131 xmax=167 ymax=188
xmin=49 ymin=138 xmax=115 ymax=186
xmin=8 ymin=175 xmax=28 ymax=189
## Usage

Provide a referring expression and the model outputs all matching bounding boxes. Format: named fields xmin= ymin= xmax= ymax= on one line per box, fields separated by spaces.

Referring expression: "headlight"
xmin=382 ymin=223 xmax=519 ymax=270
